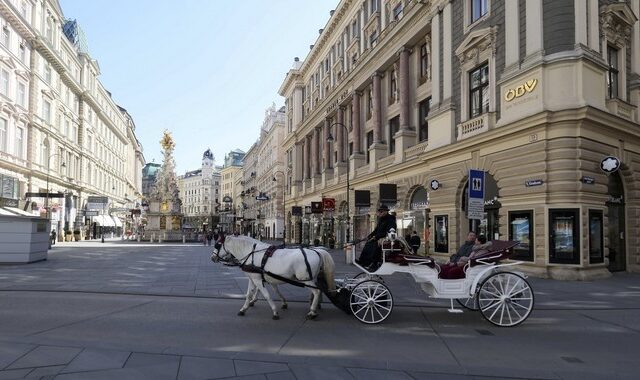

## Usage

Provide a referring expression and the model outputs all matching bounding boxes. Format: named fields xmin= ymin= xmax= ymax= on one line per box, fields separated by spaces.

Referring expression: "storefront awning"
xmin=94 ymin=215 xmax=115 ymax=227
xmin=112 ymin=216 xmax=123 ymax=227
xmin=2 ymin=207 xmax=36 ymax=217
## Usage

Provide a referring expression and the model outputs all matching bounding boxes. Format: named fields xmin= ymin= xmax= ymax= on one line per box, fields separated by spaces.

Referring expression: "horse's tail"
xmin=319 ymin=249 xmax=336 ymax=293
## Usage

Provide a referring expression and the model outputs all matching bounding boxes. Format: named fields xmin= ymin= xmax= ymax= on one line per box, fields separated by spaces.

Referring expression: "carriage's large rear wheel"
xmin=349 ymin=280 xmax=393 ymax=324
xmin=478 ymin=272 xmax=534 ymax=327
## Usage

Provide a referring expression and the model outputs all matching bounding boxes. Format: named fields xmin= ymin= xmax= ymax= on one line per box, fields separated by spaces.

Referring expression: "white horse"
xmin=212 ymin=235 xmax=336 ymax=320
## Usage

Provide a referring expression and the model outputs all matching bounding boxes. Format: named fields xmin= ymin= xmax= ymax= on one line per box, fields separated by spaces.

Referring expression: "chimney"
xmin=310 ymin=44 xmax=314 ymax=50
xmin=319 ymin=29 xmax=323 ymax=35
xmin=330 ymin=10 xmax=335 ymax=16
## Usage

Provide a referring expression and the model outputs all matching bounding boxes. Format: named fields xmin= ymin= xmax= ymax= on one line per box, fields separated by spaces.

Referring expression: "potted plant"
xmin=73 ymin=229 xmax=81 ymax=241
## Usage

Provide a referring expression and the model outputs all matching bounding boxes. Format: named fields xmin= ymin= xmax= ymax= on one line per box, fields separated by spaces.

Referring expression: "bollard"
xmin=182 ymin=235 xmax=185 ymax=244
xmin=137 ymin=235 xmax=141 ymax=243
xmin=345 ymin=245 xmax=354 ymax=264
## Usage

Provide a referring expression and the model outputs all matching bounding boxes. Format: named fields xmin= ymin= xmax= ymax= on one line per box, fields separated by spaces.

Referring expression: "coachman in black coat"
xmin=358 ymin=205 xmax=397 ymax=268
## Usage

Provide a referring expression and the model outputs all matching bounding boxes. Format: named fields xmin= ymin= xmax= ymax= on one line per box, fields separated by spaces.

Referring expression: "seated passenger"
xmin=440 ymin=235 xmax=492 ymax=279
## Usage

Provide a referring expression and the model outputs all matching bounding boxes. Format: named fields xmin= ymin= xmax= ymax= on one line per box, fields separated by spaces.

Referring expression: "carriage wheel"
xmin=456 ymin=294 xmax=479 ymax=311
xmin=349 ymin=280 xmax=393 ymax=324
xmin=478 ymin=272 xmax=534 ymax=327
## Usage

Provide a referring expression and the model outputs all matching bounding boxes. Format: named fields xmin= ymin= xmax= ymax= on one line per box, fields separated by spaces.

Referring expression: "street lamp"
xmin=327 ymin=122 xmax=350 ymax=244
xmin=45 ymin=153 xmax=65 ymax=246
xmin=273 ymin=171 xmax=286 ymax=246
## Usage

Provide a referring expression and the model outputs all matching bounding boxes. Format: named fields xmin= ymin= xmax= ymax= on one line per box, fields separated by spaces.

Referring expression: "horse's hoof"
xmin=281 ymin=304 xmax=288 ymax=310
xmin=272 ymin=315 xmax=280 ymax=320
xmin=306 ymin=313 xmax=318 ymax=320
xmin=237 ymin=311 xmax=245 ymax=316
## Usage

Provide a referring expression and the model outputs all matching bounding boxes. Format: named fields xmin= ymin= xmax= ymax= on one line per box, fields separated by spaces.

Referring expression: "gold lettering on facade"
xmin=504 ymin=79 xmax=538 ymax=102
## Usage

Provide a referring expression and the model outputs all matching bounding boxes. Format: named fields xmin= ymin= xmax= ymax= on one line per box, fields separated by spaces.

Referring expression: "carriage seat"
xmin=467 ymin=240 xmax=519 ymax=267
xmin=438 ymin=240 xmax=520 ymax=279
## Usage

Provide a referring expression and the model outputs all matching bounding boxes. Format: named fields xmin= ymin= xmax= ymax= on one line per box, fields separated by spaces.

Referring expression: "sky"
xmin=59 ymin=0 xmax=337 ymax=174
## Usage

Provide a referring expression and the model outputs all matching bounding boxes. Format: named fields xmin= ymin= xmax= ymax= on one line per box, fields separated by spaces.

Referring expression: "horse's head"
xmin=387 ymin=228 xmax=397 ymax=241
xmin=210 ymin=234 xmax=234 ymax=264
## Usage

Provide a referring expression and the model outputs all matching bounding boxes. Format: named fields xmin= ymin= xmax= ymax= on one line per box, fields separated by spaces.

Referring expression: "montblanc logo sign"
xmin=504 ymin=79 xmax=538 ymax=102
xmin=600 ymin=156 xmax=621 ymax=173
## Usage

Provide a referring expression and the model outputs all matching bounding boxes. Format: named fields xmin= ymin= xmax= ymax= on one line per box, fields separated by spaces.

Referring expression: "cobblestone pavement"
xmin=0 ymin=241 xmax=638 ymax=379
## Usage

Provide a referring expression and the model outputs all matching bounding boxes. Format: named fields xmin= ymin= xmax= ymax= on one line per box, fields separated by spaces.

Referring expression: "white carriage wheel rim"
xmin=350 ymin=281 xmax=393 ymax=324
xmin=478 ymin=272 xmax=534 ymax=327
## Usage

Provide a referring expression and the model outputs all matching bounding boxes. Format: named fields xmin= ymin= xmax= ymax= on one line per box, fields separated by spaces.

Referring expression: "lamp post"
xmin=45 ymin=154 xmax=65 ymax=247
xmin=327 ymin=122 xmax=350 ymax=244
xmin=273 ymin=171 xmax=286 ymax=246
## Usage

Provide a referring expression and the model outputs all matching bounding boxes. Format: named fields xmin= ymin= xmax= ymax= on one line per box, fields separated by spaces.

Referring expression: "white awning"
xmin=112 ymin=216 xmax=123 ymax=227
xmin=94 ymin=215 xmax=115 ymax=227
xmin=4 ymin=207 xmax=36 ymax=217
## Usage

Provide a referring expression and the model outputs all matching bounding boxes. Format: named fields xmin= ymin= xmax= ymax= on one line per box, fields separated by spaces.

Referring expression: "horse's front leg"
xmin=272 ymin=284 xmax=288 ymax=309
xmin=248 ymin=285 xmax=259 ymax=307
xmin=255 ymin=281 xmax=279 ymax=320
xmin=306 ymin=287 xmax=322 ymax=320
xmin=238 ymin=279 xmax=256 ymax=316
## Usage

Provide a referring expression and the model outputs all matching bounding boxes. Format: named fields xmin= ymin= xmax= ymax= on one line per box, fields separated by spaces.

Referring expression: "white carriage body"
xmin=342 ymin=233 xmax=534 ymax=326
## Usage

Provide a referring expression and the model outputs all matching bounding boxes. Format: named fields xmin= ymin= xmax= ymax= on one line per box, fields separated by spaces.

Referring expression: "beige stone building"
xmin=220 ymin=149 xmax=245 ymax=233
xmin=239 ymin=105 xmax=287 ymax=238
xmin=278 ymin=0 xmax=640 ymax=279
xmin=177 ymin=149 xmax=221 ymax=232
xmin=0 ymin=0 xmax=144 ymax=240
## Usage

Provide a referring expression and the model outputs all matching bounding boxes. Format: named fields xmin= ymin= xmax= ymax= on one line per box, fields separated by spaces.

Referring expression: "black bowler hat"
xmin=377 ymin=204 xmax=389 ymax=212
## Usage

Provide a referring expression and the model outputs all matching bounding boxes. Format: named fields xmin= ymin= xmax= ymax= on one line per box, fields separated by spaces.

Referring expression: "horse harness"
xmin=238 ymin=244 xmax=321 ymax=289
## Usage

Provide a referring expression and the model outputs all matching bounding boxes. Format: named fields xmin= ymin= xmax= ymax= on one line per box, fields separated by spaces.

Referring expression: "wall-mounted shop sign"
xmin=581 ymin=176 xmax=596 ymax=184
xmin=600 ymin=156 xmax=621 ymax=173
xmin=0 ymin=197 xmax=18 ymax=207
xmin=291 ymin=206 xmax=303 ymax=216
xmin=322 ymin=198 xmax=335 ymax=211
xmin=525 ymin=179 xmax=544 ymax=187
xmin=311 ymin=202 xmax=323 ymax=213
xmin=354 ymin=190 xmax=371 ymax=207
xmin=504 ymin=79 xmax=538 ymax=101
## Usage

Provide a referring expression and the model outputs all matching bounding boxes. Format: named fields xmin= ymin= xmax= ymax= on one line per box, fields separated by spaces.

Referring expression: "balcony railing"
xmin=606 ymin=98 xmax=636 ymax=122
xmin=457 ymin=113 xmax=495 ymax=141
xmin=405 ymin=141 xmax=428 ymax=159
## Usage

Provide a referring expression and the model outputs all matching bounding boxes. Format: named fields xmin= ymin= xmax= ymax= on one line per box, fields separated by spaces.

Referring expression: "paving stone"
xmin=265 ymin=370 xmax=296 ymax=380
xmin=288 ymin=364 xmax=354 ymax=380
xmin=176 ymin=356 xmax=235 ymax=379
xmin=24 ymin=364 xmax=65 ymax=378
xmin=234 ymin=360 xmax=289 ymax=376
xmin=6 ymin=346 xmax=81 ymax=370
xmin=0 ymin=341 xmax=35 ymax=369
xmin=347 ymin=367 xmax=414 ymax=380
xmin=122 ymin=352 xmax=180 ymax=380
xmin=61 ymin=348 xmax=130 ymax=373
xmin=0 ymin=368 xmax=31 ymax=379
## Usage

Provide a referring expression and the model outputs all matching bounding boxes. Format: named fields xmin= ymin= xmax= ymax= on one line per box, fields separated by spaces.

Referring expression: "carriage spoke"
xmin=373 ymin=289 xmax=390 ymax=300
xmin=507 ymin=303 xmax=524 ymax=320
xmin=481 ymin=288 xmax=503 ymax=299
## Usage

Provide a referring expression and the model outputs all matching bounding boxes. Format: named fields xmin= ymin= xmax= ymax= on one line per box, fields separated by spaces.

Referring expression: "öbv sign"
xmin=504 ymin=79 xmax=538 ymax=102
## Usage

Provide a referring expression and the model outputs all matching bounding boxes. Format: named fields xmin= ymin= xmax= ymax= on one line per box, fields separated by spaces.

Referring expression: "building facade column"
xmin=338 ymin=106 xmax=345 ymax=162
xmin=372 ymin=72 xmax=382 ymax=143
xmin=314 ymin=127 xmax=321 ymax=175
xmin=352 ymin=92 xmax=362 ymax=153
xmin=323 ymin=118 xmax=331 ymax=170
xmin=301 ymin=138 xmax=308 ymax=180
xmin=431 ymin=11 xmax=440 ymax=106
xmin=399 ymin=47 xmax=411 ymax=130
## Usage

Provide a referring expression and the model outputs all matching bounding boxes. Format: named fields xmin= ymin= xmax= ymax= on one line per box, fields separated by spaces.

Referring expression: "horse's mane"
xmin=226 ymin=235 xmax=270 ymax=256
